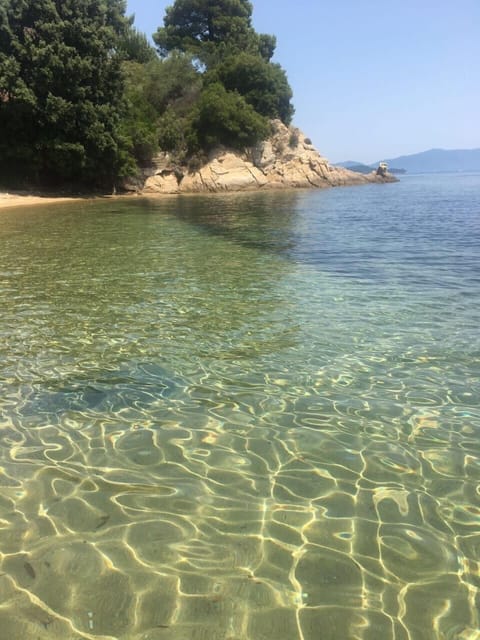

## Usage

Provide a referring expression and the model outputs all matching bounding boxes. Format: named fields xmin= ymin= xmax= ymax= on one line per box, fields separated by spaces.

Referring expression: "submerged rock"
xmin=142 ymin=120 xmax=398 ymax=194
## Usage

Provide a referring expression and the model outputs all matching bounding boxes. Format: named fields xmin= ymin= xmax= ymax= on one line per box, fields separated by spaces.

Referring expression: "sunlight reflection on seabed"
xmin=0 ymin=189 xmax=480 ymax=640
xmin=1 ymin=372 xmax=479 ymax=639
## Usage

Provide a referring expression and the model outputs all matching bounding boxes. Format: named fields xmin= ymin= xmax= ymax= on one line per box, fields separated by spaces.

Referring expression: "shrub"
xmin=157 ymin=108 xmax=185 ymax=152
xmin=188 ymin=83 xmax=270 ymax=151
xmin=212 ymin=53 xmax=294 ymax=124
xmin=289 ymin=131 xmax=299 ymax=148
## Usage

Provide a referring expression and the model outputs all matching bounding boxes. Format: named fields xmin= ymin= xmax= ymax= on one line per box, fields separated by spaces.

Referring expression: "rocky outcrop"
xmin=180 ymin=153 xmax=268 ymax=192
xmin=142 ymin=120 xmax=397 ymax=195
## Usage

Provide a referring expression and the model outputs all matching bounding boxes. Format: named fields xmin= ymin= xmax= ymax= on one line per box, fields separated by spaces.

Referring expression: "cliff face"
xmin=142 ymin=120 xmax=397 ymax=194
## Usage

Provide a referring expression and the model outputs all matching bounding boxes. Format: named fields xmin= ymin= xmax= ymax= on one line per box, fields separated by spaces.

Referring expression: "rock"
xmin=180 ymin=153 xmax=267 ymax=192
xmin=141 ymin=120 xmax=398 ymax=195
xmin=251 ymin=120 xmax=396 ymax=189
xmin=143 ymin=170 xmax=180 ymax=194
xmin=376 ymin=162 xmax=389 ymax=177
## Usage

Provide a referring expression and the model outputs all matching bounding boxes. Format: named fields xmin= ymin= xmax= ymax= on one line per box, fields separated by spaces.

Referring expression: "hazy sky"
xmin=126 ymin=0 xmax=479 ymax=163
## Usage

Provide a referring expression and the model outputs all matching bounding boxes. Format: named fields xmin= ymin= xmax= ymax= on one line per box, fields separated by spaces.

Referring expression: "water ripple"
xmin=1 ymin=180 xmax=480 ymax=638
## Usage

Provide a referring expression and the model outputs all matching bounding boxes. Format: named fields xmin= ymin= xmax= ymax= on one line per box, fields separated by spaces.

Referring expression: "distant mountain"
xmin=337 ymin=161 xmax=364 ymax=169
xmin=336 ymin=161 xmax=373 ymax=174
xmin=336 ymin=161 xmax=405 ymax=175
xmin=374 ymin=148 xmax=480 ymax=174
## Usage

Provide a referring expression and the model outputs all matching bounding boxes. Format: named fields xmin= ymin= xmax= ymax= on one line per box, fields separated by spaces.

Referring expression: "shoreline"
xmin=0 ymin=191 xmax=139 ymax=211
xmin=0 ymin=173 xmax=397 ymax=211
xmin=0 ymin=192 xmax=84 ymax=210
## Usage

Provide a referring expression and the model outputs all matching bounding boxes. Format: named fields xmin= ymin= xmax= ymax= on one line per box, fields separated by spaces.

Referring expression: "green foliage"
xmin=0 ymin=0 xmax=296 ymax=188
xmin=154 ymin=0 xmax=254 ymax=63
xmin=153 ymin=0 xmax=278 ymax=68
xmin=211 ymin=52 xmax=294 ymax=124
xmin=140 ymin=53 xmax=202 ymax=116
xmin=0 ymin=0 xmax=130 ymax=188
xmin=188 ymin=82 xmax=269 ymax=151
xmin=150 ymin=0 xmax=294 ymax=153
xmin=118 ymin=23 xmax=158 ymax=63
xmin=289 ymin=130 xmax=299 ymax=148
xmin=158 ymin=107 xmax=185 ymax=152
xmin=120 ymin=62 xmax=159 ymax=167
xmin=121 ymin=54 xmax=202 ymax=160
xmin=257 ymin=33 xmax=276 ymax=62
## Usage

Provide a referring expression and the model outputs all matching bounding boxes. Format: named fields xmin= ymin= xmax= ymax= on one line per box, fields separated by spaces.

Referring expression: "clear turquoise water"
xmin=0 ymin=175 xmax=479 ymax=639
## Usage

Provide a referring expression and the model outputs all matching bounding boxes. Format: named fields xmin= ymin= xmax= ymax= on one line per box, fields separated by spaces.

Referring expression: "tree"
xmin=140 ymin=52 xmax=202 ymax=116
xmin=120 ymin=54 xmax=202 ymax=162
xmin=211 ymin=52 xmax=294 ymax=124
xmin=187 ymin=82 xmax=269 ymax=151
xmin=152 ymin=0 xmax=294 ymax=151
xmin=118 ymin=17 xmax=158 ymax=64
xmin=120 ymin=61 xmax=159 ymax=167
xmin=0 ymin=0 xmax=131 ymax=188
xmin=153 ymin=0 xmax=276 ymax=66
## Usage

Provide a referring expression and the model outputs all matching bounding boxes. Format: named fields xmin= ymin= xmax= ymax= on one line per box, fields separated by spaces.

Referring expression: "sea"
xmin=0 ymin=173 xmax=479 ymax=640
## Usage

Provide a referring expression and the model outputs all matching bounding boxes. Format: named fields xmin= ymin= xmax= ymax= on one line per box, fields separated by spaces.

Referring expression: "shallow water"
xmin=0 ymin=175 xmax=479 ymax=639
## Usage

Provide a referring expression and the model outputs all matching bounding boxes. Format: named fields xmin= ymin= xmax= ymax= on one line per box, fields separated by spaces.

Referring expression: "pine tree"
xmin=152 ymin=0 xmax=294 ymax=152
xmin=153 ymin=0 xmax=274 ymax=67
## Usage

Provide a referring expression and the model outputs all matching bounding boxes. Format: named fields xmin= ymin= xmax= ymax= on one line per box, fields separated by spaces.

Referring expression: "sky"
xmin=126 ymin=0 xmax=480 ymax=164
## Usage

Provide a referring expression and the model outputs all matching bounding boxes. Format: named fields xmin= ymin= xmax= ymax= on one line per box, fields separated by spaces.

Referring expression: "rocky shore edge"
xmin=0 ymin=121 xmax=397 ymax=210
xmin=140 ymin=120 xmax=398 ymax=195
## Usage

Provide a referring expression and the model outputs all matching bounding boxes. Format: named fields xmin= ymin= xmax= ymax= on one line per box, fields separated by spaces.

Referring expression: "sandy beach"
xmin=0 ymin=191 xmax=80 ymax=210
xmin=0 ymin=191 xmax=139 ymax=211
